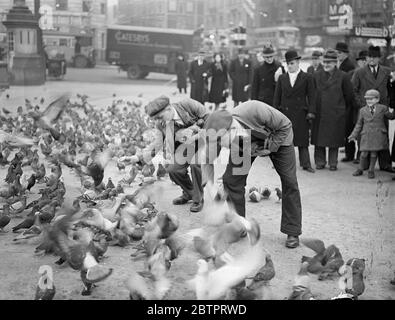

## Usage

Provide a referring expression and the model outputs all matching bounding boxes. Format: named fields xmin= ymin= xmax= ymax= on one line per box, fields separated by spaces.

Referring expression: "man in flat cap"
xmin=274 ymin=50 xmax=316 ymax=173
xmin=202 ymin=101 xmax=303 ymax=249
xmin=307 ymin=51 xmax=323 ymax=74
xmin=229 ymin=47 xmax=253 ymax=107
xmin=145 ymin=95 xmax=209 ymax=212
xmin=351 ymin=45 xmax=395 ymax=172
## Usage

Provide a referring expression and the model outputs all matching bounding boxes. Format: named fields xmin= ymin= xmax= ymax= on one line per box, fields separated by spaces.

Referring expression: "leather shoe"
xmin=341 ymin=157 xmax=353 ymax=162
xmin=285 ymin=235 xmax=299 ymax=249
xmin=316 ymin=165 xmax=325 ymax=170
xmin=382 ymin=167 xmax=395 ymax=173
xmin=173 ymin=195 xmax=192 ymax=205
xmin=329 ymin=166 xmax=337 ymax=171
xmin=368 ymin=171 xmax=375 ymax=179
xmin=353 ymin=159 xmax=360 ymax=164
xmin=303 ymin=167 xmax=315 ymax=173
xmin=190 ymin=201 xmax=204 ymax=212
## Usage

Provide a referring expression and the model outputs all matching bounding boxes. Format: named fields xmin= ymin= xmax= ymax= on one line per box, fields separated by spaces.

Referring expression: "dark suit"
xmin=352 ymin=65 xmax=393 ymax=170
xmin=188 ymin=60 xmax=210 ymax=104
xmin=339 ymin=57 xmax=357 ymax=161
xmin=274 ymin=70 xmax=316 ymax=168
xmin=229 ymin=58 xmax=252 ymax=105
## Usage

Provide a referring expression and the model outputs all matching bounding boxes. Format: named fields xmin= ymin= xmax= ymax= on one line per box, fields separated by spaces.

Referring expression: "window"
xmin=8 ymin=31 xmax=14 ymax=51
xmin=55 ymin=0 xmax=68 ymax=11
xmin=59 ymin=38 xmax=68 ymax=46
xmin=82 ymin=1 xmax=91 ymax=12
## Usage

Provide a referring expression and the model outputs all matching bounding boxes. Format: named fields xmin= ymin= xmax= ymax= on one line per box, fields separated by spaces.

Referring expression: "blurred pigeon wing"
xmin=42 ymin=93 xmax=72 ymax=124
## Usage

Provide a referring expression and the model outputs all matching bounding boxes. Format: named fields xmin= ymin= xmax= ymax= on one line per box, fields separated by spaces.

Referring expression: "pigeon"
xmin=26 ymin=174 xmax=37 ymax=191
xmin=301 ymin=238 xmax=344 ymax=280
xmin=274 ymin=188 xmax=282 ymax=202
xmin=288 ymin=262 xmax=315 ymax=300
xmin=9 ymin=195 xmax=27 ymax=215
xmin=247 ymin=254 xmax=275 ymax=290
xmin=0 ymin=205 xmax=11 ymax=233
xmin=126 ymin=270 xmax=154 ymax=300
xmin=35 ymin=265 xmax=56 ymax=300
xmin=261 ymin=187 xmax=271 ymax=200
xmin=249 ymin=191 xmax=262 ymax=202
xmin=106 ymin=178 xmax=115 ymax=190
xmin=117 ymin=160 xmax=126 ymax=171
xmin=12 ymin=212 xmax=40 ymax=233
xmin=337 ymin=258 xmax=366 ymax=300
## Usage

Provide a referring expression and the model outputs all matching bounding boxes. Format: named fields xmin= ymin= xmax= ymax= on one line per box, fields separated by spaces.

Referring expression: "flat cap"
xmin=364 ymin=89 xmax=380 ymax=99
xmin=145 ymin=95 xmax=170 ymax=117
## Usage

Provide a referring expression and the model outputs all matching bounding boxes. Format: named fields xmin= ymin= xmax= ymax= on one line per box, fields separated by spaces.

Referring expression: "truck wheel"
xmin=127 ymin=65 xmax=142 ymax=79
xmin=74 ymin=55 xmax=88 ymax=68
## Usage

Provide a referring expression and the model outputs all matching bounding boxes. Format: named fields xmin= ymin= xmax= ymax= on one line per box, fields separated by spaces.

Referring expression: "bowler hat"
xmin=335 ymin=42 xmax=349 ymax=53
xmin=364 ymin=89 xmax=380 ymax=99
xmin=368 ymin=45 xmax=381 ymax=58
xmin=312 ymin=50 xmax=323 ymax=59
xmin=285 ymin=50 xmax=301 ymax=63
xmin=204 ymin=110 xmax=233 ymax=133
xmin=356 ymin=50 xmax=368 ymax=61
xmin=323 ymin=48 xmax=338 ymax=62
xmin=145 ymin=95 xmax=170 ymax=117
xmin=262 ymin=44 xmax=275 ymax=57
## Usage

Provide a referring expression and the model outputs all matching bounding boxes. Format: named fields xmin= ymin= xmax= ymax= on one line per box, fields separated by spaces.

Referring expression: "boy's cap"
xmin=364 ymin=89 xmax=380 ymax=99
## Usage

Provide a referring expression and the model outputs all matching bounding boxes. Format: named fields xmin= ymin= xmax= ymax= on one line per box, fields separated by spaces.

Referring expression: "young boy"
xmin=348 ymin=89 xmax=395 ymax=178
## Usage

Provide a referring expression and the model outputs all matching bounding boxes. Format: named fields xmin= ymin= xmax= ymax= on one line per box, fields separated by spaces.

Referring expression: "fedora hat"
xmin=368 ymin=45 xmax=381 ymax=58
xmin=312 ymin=50 xmax=323 ymax=59
xmin=356 ymin=50 xmax=368 ymax=61
xmin=335 ymin=42 xmax=349 ymax=53
xmin=323 ymin=48 xmax=338 ymax=62
xmin=285 ymin=50 xmax=301 ymax=63
xmin=262 ymin=44 xmax=275 ymax=57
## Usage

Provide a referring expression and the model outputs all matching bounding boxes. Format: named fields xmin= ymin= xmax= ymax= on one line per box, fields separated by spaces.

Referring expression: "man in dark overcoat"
xmin=251 ymin=44 xmax=285 ymax=106
xmin=336 ymin=42 xmax=357 ymax=163
xmin=229 ymin=48 xmax=252 ymax=107
xmin=312 ymin=49 xmax=355 ymax=171
xmin=175 ymin=54 xmax=188 ymax=94
xmin=274 ymin=50 xmax=316 ymax=173
xmin=188 ymin=50 xmax=210 ymax=104
xmin=202 ymin=102 xmax=303 ymax=249
xmin=351 ymin=45 xmax=394 ymax=172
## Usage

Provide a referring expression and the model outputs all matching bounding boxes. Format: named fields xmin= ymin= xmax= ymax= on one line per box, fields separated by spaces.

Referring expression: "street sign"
xmin=354 ymin=26 xmax=393 ymax=38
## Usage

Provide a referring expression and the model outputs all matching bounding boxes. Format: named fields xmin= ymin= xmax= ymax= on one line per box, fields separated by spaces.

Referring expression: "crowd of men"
xmin=152 ymin=42 xmax=395 ymax=250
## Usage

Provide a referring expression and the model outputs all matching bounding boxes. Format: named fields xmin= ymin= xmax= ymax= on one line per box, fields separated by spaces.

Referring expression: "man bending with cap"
xmin=202 ymin=101 xmax=303 ymax=248
xmin=145 ymin=95 xmax=209 ymax=212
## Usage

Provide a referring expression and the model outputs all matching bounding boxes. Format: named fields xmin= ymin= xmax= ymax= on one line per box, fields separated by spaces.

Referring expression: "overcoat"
xmin=311 ymin=68 xmax=355 ymax=148
xmin=307 ymin=63 xmax=323 ymax=74
xmin=339 ymin=57 xmax=355 ymax=73
xmin=350 ymin=104 xmax=395 ymax=151
xmin=208 ymin=62 xmax=228 ymax=104
xmin=189 ymin=60 xmax=210 ymax=104
xmin=273 ymin=70 xmax=316 ymax=147
xmin=229 ymin=58 xmax=252 ymax=102
xmin=251 ymin=60 xmax=285 ymax=105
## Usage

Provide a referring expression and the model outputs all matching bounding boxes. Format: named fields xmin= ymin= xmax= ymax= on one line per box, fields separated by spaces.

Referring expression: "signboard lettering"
xmin=115 ymin=31 xmax=150 ymax=45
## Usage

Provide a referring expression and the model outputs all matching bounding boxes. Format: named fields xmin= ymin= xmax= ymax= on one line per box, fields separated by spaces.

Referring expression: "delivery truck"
xmin=106 ymin=25 xmax=202 ymax=79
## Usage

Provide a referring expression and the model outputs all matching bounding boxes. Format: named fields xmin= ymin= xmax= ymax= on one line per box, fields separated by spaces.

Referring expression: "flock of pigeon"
xmin=0 ymin=92 xmax=379 ymax=300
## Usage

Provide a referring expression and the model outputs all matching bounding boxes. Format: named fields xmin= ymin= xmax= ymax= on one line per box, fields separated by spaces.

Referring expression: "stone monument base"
xmin=10 ymin=54 xmax=45 ymax=85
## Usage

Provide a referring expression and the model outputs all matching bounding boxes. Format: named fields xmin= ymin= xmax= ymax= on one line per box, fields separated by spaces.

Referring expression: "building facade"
xmin=118 ymin=0 xmax=205 ymax=30
xmin=0 ymin=0 xmax=109 ymax=62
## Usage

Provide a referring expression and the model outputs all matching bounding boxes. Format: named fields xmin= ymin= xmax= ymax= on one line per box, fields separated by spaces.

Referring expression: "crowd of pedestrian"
xmin=174 ymin=42 xmax=395 ymax=179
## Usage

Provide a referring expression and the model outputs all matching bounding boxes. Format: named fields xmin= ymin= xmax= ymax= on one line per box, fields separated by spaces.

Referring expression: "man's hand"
xmin=244 ymin=84 xmax=251 ymax=92
xmin=274 ymin=67 xmax=283 ymax=82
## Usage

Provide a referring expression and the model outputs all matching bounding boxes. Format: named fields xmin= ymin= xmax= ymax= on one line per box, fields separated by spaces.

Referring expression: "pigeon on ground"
xmin=288 ymin=262 xmax=315 ymax=300
xmin=274 ymin=188 xmax=282 ymax=202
